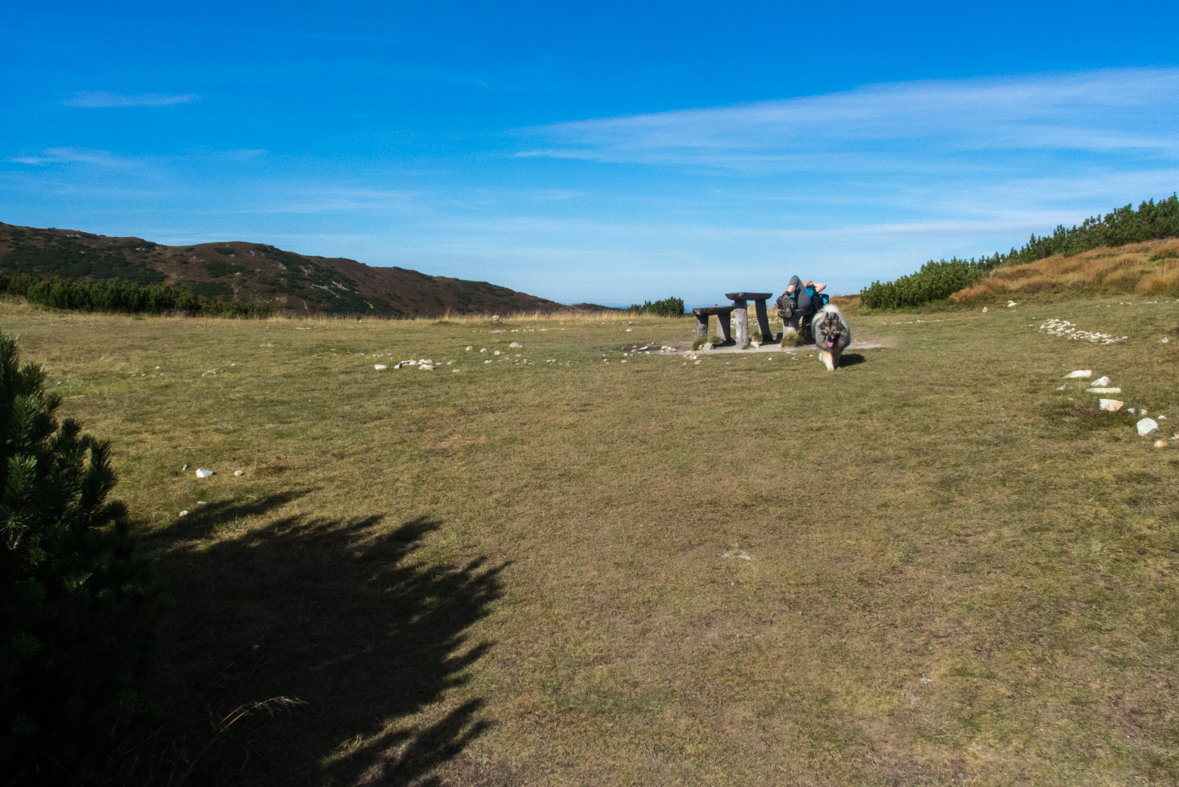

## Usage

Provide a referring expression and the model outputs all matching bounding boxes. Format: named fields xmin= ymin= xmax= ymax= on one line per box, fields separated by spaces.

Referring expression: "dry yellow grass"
xmin=951 ymin=240 xmax=1179 ymax=305
xmin=6 ymin=294 xmax=1179 ymax=786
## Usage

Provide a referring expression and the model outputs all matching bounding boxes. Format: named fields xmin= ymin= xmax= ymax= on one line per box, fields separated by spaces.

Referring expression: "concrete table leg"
xmin=754 ymin=299 xmax=773 ymax=341
xmin=715 ymin=313 xmax=732 ymax=344
xmin=733 ymin=299 xmax=749 ymax=347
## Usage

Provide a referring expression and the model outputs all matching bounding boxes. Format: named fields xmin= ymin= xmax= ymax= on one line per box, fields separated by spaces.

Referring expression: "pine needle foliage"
xmin=627 ymin=296 xmax=685 ymax=317
xmin=0 ymin=332 xmax=163 ymax=785
xmin=0 ymin=273 xmax=271 ymax=318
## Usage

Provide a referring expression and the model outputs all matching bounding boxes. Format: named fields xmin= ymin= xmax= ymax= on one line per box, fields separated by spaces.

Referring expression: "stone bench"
xmin=691 ymin=306 xmax=735 ymax=343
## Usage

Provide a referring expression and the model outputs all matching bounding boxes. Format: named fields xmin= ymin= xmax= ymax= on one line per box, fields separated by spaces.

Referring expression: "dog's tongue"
xmin=827 ymin=340 xmax=835 ymax=348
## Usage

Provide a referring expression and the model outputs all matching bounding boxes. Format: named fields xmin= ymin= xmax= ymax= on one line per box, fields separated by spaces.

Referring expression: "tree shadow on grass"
xmin=136 ymin=506 xmax=506 ymax=786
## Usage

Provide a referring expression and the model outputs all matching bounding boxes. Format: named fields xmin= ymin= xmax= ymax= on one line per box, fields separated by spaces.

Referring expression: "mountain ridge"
xmin=0 ymin=222 xmax=565 ymax=318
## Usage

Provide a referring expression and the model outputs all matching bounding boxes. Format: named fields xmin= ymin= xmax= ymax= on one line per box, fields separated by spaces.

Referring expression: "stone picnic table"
xmin=692 ymin=292 xmax=775 ymax=346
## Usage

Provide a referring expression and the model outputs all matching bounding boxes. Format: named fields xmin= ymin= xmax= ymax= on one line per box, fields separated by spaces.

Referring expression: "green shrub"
xmin=860 ymin=256 xmax=1000 ymax=309
xmin=0 ymin=274 xmax=270 ymax=319
xmin=0 ymin=332 xmax=163 ymax=784
xmin=627 ymin=297 xmax=685 ymax=317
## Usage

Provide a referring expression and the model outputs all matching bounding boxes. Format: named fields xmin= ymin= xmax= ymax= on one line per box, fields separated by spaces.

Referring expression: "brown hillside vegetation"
xmin=951 ymin=238 xmax=1179 ymax=305
xmin=0 ymin=222 xmax=566 ymax=317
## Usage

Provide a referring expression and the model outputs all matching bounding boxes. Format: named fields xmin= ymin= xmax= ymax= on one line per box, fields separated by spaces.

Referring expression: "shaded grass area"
xmin=5 ymin=299 xmax=1179 ymax=785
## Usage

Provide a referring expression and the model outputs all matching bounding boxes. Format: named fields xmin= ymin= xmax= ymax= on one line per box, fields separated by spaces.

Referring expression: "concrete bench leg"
xmin=754 ymin=300 xmax=773 ymax=341
xmin=694 ymin=313 xmax=709 ymax=341
xmin=733 ymin=299 xmax=749 ymax=346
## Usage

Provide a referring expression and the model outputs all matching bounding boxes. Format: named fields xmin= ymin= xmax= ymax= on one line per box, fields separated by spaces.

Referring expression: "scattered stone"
xmin=1137 ymin=418 xmax=1159 ymax=436
xmin=1040 ymin=319 xmax=1127 ymax=344
xmin=1090 ymin=376 xmax=1111 ymax=387
xmin=982 ymin=307 xmax=988 ymax=313
xmin=179 ymin=510 xmax=189 ymax=517
xmin=1155 ymin=440 xmax=1168 ymax=448
xmin=493 ymin=351 xmax=501 ymax=356
xmin=509 ymin=342 xmax=523 ymax=348
xmin=234 ymin=470 xmax=244 ymax=476
xmin=466 ymin=346 xmax=473 ymax=351
xmin=182 ymin=463 xmax=189 ymax=471
xmin=374 ymin=364 xmax=387 ymax=370
xmin=1007 ymin=301 xmax=1017 ymax=308
xmin=491 ymin=315 xmax=500 ymax=321
xmin=1099 ymin=399 xmax=1124 ymax=412
xmin=1064 ymin=370 xmax=1092 ymax=378
xmin=1088 ymin=387 xmax=1121 ymax=394
xmin=1162 ymin=338 xmax=1171 ymax=343
xmin=195 ymin=468 xmax=214 ymax=478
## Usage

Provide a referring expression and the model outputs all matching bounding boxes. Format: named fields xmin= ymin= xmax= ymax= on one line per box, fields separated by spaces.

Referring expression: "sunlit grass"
xmin=6 ymin=294 xmax=1179 ymax=785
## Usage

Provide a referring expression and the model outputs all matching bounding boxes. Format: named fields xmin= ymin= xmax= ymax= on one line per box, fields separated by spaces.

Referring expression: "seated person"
xmin=776 ymin=275 xmax=826 ymax=336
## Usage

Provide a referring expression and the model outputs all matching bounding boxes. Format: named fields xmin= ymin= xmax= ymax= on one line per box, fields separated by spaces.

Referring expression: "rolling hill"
xmin=0 ymin=222 xmax=565 ymax=318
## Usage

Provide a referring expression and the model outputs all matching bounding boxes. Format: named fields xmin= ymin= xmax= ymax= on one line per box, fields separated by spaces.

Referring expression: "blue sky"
xmin=2 ymin=2 xmax=1177 ymax=307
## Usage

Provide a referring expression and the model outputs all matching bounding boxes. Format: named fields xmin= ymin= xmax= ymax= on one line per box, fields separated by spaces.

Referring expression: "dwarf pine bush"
xmin=0 ymin=332 xmax=162 ymax=784
xmin=627 ymin=297 xmax=685 ymax=317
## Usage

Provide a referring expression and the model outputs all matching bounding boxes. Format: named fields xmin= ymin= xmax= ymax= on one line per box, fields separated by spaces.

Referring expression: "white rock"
xmin=982 ymin=307 xmax=988 ymax=313
xmin=1137 ymin=418 xmax=1159 ymax=436
xmin=1088 ymin=387 xmax=1121 ymax=394
xmin=179 ymin=510 xmax=189 ymax=517
xmin=195 ymin=468 xmax=214 ymax=478
xmin=1007 ymin=301 xmax=1017 ymax=308
xmin=1090 ymin=376 xmax=1111 ymax=387
xmin=491 ymin=315 xmax=500 ymax=321
xmin=234 ymin=470 xmax=244 ymax=476
xmin=1162 ymin=338 xmax=1171 ymax=343
xmin=419 ymin=364 xmax=435 ymax=370
xmin=1064 ymin=370 xmax=1092 ymax=378
xmin=374 ymin=364 xmax=387 ymax=370
xmin=465 ymin=346 xmax=473 ymax=351
xmin=1099 ymin=399 xmax=1124 ymax=412
xmin=509 ymin=342 xmax=522 ymax=348
xmin=493 ymin=351 xmax=501 ymax=356
xmin=1155 ymin=440 xmax=1168 ymax=448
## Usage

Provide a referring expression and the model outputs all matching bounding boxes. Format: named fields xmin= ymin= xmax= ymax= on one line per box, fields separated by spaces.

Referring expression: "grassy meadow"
xmin=6 ymin=295 xmax=1179 ymax=786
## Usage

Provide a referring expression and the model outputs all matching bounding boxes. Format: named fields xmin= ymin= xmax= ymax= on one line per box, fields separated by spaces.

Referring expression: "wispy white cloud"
xmin=515 ymin=69 xmax=1179 ymax=170
xmin=64 ymin=91 xmax=198 ymax=108
xmin=8 ymin=147 xmax=135 ymax=167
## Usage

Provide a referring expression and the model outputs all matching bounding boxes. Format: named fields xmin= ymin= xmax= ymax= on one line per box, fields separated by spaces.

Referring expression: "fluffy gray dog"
xmin=811 ymin=304 xmax=851 ymax=371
